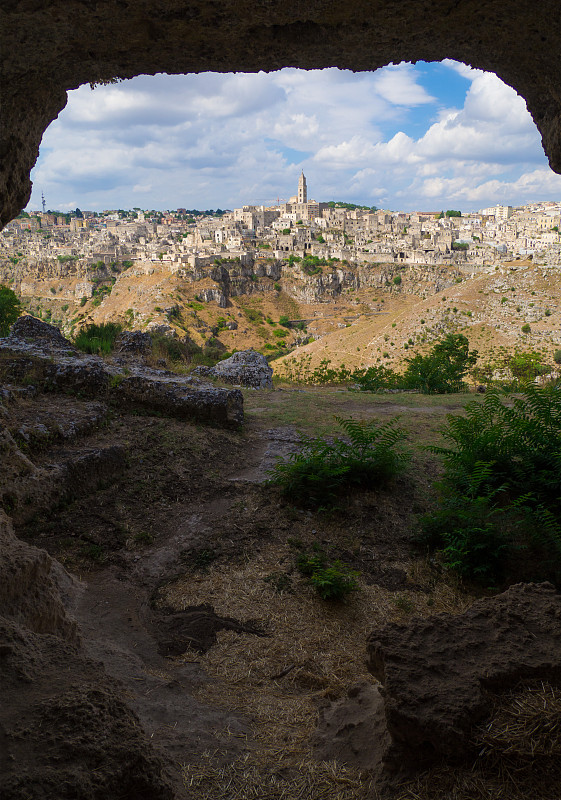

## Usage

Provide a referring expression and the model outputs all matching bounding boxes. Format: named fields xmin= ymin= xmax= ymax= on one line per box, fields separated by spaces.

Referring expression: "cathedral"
xmin=284 ymin=171 xmax=324 ymax=220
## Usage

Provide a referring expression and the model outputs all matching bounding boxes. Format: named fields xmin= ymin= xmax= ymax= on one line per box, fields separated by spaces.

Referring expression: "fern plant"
xmin=421 ymin=383 xmax=561 ymax=585
xmin=297 ymin=547 xmax=359 ymax=600
xmin=267 ymin=415 xmax=409 ymax=509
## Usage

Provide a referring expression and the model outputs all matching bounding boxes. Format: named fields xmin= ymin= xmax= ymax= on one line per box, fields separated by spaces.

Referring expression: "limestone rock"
xmin=367 ymin=582 xmax=561 ymax=769
xmin=313 ymin=681 xmax=390 ymax=771
xmin=145 ymin=322 xmax=177 ymax=338
xmin=192 ymin=349 xmax=273 ymax=389
xmin=113 ymin=330 xmax=153 ymax=357
xmin=112 ymin=374 xmax=244 ymax=427
xmin=6 ymin=315 xmax=77 ymax=355
xmin=0 ymin=509 xmax=76 ymax=639
xmin=0 ymin=335 xmax=244 ymax=428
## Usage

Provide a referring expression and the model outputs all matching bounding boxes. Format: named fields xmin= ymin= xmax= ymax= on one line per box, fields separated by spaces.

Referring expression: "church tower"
xmin=298 ymin=171 xmax=307 ymax=204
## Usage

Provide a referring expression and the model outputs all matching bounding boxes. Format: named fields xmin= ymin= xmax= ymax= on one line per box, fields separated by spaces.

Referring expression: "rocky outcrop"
xmin=0 ymin=318 xmax=244 ymax=428
xmin=367 ymin=582 xmax=561 ymax=770
xmin=8 ymin=314 xmax=77 ymax=355
xmin=112 ymin=374 xmax=243 ymax=426
xmin=192 ymin=349 xmax=273 ymax=389
xmin=0 ymin=509 xmax=76 ymax=639
xmin=114 ymin=330 xmax=153 ymax=357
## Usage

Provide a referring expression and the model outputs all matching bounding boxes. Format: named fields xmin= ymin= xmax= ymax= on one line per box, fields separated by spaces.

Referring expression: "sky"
xmin=26 ymin=60 xmax=561 ymax=214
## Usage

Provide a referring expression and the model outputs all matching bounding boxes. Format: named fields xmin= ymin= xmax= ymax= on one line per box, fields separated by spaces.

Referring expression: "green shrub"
xmin=297 ymin=546 xmax=359 ymax=600
xmin=243 ymin=307 xmax=262 ymax=324
xmin=0 ymin=285 xmax=22 ymax=336
xmin=420 ymin=384 xmax=561 ymax=585
xmin=74 ymin=322 xmax=122 ymax=355
xmin=351 ymin=364 xmax=400 ymax=391
xmin=554 ymin=350 xmax=561 ymax=365
xmin=264 ymin=571 xmax=293 ymax=594
xmin=402 ymin=333 xmax=478 ymax=393
xmin=522 ymin=323 xmax=531 ymax=333
xmin=267 ymin=415 xmax=409 ymax=509
xmin=279 ymin=315 xmax=291 ymax=327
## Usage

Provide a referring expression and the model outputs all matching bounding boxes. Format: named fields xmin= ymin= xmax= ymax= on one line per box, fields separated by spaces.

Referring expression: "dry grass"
xmin=394 ymin=682 xmax=561 ymax=800
xmin=162 ymin=543 xmax=476 ymax=799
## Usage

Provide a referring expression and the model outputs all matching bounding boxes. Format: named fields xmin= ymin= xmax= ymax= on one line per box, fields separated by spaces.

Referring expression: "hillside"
xmin=273 ymin=260 xmax=561 ymax=377
xmin=3 ymin=255 xmax=561 ymax=375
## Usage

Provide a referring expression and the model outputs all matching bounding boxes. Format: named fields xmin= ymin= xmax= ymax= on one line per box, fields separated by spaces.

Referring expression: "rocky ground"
xmin=2 ymin=323 xmax=561 ymax=799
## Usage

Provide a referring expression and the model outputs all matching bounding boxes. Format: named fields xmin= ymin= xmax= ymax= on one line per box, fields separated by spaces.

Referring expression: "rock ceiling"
xmin=2 ymin=0 xmax=561 ymax=226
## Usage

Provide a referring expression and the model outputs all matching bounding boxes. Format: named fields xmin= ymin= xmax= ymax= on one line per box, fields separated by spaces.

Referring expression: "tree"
xmin=0 ymin=286 xmax=22 ymax=336
xmin=402 ymin=333 xmax=478 ymax=393
xmin=446 ymin=209 xmax=462 ymax=217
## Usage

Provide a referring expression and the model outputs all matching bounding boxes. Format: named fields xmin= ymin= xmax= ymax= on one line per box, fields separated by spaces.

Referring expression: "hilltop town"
xmin=2 ymin=175 xmax=561 ymax=372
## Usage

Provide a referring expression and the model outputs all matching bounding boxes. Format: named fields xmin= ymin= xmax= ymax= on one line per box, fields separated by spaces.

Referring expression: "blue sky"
xmin=27 ymin=60 xmax=561 ymax=213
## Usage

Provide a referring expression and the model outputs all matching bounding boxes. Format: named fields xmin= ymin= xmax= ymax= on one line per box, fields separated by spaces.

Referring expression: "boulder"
xmin=6 ymin=315 xmax=76 ymax=355
xmin=367 ymin=582 xmax=561 ymax=769
xmin=192 ymin=349 xmax=273 ymax=389
xmin=113 ymin=330 xmax=153 ymax=357
xmin=145 ymin=322 xmax=177 ymax=338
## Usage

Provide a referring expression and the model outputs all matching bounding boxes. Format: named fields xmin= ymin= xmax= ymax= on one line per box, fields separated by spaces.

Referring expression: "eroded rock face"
xmin=367 ymin=582 xmax=561 ymax=770
xmin=0 ymin=511 xmax=173 ymax=800
xmin=0 ymin=318 xmax=244 ymax=427
xmin=2 ymin=1 xmax=561 ymax=226
xmin=193 ymin=349 xmax=273 ymax=389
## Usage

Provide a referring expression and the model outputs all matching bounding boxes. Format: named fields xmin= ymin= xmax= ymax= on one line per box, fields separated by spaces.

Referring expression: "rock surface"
xmin=313 ymin=681 xmax=390 ymax=771
xmin=193 ymin=349 xmax=273 ymax=389
xmin=113 ymin=329 xmax=153 ymax=357
xmin=0 ymin=510 xmax=173 ymax=800
xmin=0 ymin=318 xmax=244 ymax=427
xmin=2 ymin=2 xmax=561 ymax=226
xmin=367 ymin=582 xmax=561 ymax=769
xmin=8 ymin=315 xmax=78 ymax=355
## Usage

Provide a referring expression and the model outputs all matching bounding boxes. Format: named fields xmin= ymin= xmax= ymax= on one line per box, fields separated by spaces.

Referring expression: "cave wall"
xmin=2 ymin=0 xmax=561 ymax=226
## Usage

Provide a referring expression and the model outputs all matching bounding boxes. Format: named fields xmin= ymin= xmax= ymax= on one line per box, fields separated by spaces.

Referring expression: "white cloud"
xmin=370 ymin=63 xmax=436 ymax=105
xmin=28 ymin=62 xmax=561 ymax=213
xmin=441 ymin=59 xmax=483 ymax=81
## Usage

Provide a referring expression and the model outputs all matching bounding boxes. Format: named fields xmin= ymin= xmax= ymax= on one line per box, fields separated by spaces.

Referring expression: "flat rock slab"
xmin=367 ymin=582 xmax=561 ymax=768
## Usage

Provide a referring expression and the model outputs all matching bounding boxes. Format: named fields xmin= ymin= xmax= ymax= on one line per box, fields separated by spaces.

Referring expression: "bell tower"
xmin=298 ymin=171 xmax=307 ymax=204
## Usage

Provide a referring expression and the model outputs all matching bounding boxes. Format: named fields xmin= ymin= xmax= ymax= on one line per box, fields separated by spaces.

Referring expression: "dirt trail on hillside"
xmin=11 ymin=389 xmax=462 ymax=798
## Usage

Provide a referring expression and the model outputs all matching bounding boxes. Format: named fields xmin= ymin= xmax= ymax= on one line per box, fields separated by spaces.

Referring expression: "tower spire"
xmin=298 ymin=171 xmax=307 ymax=204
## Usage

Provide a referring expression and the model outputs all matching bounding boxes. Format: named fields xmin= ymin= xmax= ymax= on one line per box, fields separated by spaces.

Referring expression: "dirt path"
xmin=11 ymin=387 xmax=472 ymax=798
